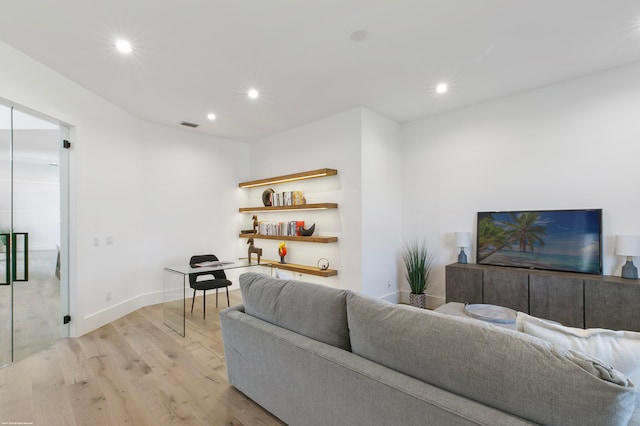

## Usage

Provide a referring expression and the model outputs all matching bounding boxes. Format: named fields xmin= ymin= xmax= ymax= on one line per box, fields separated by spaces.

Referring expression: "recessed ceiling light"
xmin=207 ymin=113 xmax=216 ymax=121
xmin=116 ymin=39 xmax=132 ymax=54
xmin=248 ymin=88 xmax=259 ymax=99
xmin=436 ymin=83 xmax=448 ymax=94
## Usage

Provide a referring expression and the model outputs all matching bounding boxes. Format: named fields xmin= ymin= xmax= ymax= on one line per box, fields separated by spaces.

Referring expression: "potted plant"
xmin=402 ymin=240 xmax=435 ymax=309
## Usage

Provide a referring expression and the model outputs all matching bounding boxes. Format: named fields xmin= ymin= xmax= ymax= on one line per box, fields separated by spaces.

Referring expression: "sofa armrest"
xmin=220 ymin=304 xmax=245 ymax=315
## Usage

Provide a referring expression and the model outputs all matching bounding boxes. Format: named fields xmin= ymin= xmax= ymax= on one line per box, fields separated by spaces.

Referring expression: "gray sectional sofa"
xmin=219 ymin=273 xmax=638 ymax=425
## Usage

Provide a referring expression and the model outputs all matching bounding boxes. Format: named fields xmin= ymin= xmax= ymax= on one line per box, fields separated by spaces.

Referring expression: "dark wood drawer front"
xmin=445 ymin=265 xmax=482 ymax=304
xmin=584 ymin=278 xmax=640 ymax=332
xmin=483 ymin=269 xmax=529 ymax=313
xmin=529 ymin=274 xmax=584 ymax=328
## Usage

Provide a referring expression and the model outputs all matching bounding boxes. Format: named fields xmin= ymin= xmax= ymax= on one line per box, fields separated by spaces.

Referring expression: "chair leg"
xmin=225 ymin=286 xmax=230 ymax=307
xmin=215 ymin=288 xmax=219 ymax=307
xmin=203 ymin=291 xmax=206 ymax=319
xmin=191 ymin=289 xmax=196 ymax=313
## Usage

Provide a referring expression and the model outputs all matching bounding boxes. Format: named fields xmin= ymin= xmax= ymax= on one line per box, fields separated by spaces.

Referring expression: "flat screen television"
xmin=476 ymin=209 xmax=602 ymax=275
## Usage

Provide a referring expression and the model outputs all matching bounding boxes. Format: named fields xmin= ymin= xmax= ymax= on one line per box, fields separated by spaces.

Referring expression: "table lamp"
xmin=456 ymin=232 xmax=472 ymax=264
xmin=615 ymin=235 xmax=640 ymax=279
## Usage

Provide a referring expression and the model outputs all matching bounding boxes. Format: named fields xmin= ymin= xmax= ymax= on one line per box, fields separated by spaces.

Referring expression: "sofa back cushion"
xmin=346 ymin=293 xmax=636 ymax=426
xmin=239 ymin=273 xmax=351 ymax=351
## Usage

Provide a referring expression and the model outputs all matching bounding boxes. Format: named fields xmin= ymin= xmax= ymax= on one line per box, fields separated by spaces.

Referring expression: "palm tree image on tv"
xmin=477 ymin=209 xmax=602 ymax=274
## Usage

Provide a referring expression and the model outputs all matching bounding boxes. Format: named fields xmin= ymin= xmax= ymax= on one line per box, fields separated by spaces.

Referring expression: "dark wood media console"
xmin=446 ymin=263 xmax=640 ymax=331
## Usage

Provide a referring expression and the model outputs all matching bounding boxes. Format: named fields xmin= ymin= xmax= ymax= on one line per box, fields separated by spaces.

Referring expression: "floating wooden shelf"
xmin=239 ymin=168 xmax=337 ymax=188
xmin=242 ymin=258 xmax=337 ymax=277
xmin=240 ymin=233 xmax=337 ymax=243
xmin=239 ymin=168 xmax=339 ymax=278
xmin=239 ymin=203 xmax=338 ymax=213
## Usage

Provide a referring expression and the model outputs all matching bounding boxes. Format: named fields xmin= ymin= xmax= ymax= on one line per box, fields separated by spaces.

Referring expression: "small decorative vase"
xmin=262 ymin=188 xmax=275 ymax=206
xmin=279 ymin=256 xmax=286 ymax=264
xmin=409 ymin=293 xmax=426 ymax=309
xmin=298 ymin=223 xmax=315 ymax=236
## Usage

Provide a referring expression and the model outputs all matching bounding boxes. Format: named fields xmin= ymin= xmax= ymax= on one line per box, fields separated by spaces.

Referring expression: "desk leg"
xmin=163 ymin=268 xmax=186 ymax=337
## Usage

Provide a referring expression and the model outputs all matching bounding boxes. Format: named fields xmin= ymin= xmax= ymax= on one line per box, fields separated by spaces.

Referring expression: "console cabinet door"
xmin=483 ymin=269 xmax=529 ymax=313
xmin=584 ymin=278 xmax=640 ymax=332
xmin=529 ymin=274 xmax=584 ymax=328
xmin=445 ymin=264 xmax=482 ymax=304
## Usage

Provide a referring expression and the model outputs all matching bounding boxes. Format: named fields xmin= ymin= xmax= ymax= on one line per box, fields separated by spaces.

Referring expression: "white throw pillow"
xmin=516 ymin=312 xmax=640 ymax=380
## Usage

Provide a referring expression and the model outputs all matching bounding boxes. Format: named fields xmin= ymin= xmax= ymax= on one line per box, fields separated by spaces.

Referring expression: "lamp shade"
xmin=615 ymin=235 xmax=640 ymax=257
xmin=456 ymin=232 xmax=472 ymax=248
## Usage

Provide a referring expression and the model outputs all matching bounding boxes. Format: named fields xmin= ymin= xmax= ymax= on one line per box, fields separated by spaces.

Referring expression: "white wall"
xmin=0 ymin=40 xmax=248 ymax=336
xmin=248 ymin=108 xmax=362 ymax=290
xmin=247 ymin=107 xmax=403 ymax=297
xmin=361 ymin=109 xmax=402 ymax=300
xmin=401 ymin=61 xmax=640 ymax=306
xmin=136 ymin=123 xmax=250 ymax=296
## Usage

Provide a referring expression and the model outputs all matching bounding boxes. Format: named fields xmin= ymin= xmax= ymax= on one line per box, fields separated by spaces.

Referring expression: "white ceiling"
xmin=1 ymin=1 xmax=639 ymax=142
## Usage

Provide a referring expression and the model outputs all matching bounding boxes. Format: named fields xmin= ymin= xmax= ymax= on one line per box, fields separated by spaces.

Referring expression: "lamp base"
xmin=621 ymin=259 xmax=638 ymax=279
xmin=458 ymin=249 xmax=467 ymax=264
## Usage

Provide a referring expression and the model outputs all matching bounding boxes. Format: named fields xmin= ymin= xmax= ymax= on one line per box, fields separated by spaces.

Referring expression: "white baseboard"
xmin=380 ymin=291 xmax=400 ymax=303
xmin=142 ymin=290 xmax=165 ymax=306
xmin=77 ymin=283 xmax=243 ymax=337
xmin=79 ymin=295 xmax=146 ymax=336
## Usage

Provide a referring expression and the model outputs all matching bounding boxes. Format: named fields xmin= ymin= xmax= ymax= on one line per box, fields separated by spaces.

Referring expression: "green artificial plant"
xmin=402 ymin=240 xmax=435 ymax=295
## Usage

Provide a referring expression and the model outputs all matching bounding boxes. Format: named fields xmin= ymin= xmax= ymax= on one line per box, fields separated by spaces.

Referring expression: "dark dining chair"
xmin=188 ymin=254 xmax=232 ymax=319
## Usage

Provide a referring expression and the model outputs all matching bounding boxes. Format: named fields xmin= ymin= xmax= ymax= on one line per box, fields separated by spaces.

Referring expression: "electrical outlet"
xmin=93 ymin=237 xmax=99 ymax=247
xmin=106 ymin=291 xmax=111 ymax=302
xmin=387 ymin=280 xmax=391 ymax=288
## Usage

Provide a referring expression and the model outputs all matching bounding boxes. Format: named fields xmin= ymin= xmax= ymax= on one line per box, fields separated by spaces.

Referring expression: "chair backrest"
xmin=188 ymin=254 xmax=228 ymax=286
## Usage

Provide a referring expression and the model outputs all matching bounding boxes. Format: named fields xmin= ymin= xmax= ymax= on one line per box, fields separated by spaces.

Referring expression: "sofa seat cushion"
xmin=346 ymin=293 xmax=636 ymax=426
xmin=239 ymin=272 xmax=351 ymax=351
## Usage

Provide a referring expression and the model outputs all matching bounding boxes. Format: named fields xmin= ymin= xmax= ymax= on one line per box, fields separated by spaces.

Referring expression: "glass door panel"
xmin=11 ymin=108 xmax=62 ymax=361
xmin=0 ymin=105 xmax=12 ymax=366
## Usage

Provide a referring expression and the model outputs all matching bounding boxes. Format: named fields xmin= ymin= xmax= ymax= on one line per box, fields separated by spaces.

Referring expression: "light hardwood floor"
xmin=0 ymin=289 xmax=284 ymax=425
xmin=1 ymin=249 xmax=61 ymax=364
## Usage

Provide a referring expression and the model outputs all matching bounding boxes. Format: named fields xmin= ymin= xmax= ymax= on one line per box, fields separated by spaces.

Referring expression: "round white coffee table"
xmin=463 ymin=303 xmax=517 ymax=324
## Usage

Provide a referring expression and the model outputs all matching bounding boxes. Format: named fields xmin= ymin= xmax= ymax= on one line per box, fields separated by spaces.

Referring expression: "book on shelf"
xmin=269 ymin=190 xmax=305 ymax=207
xmin=257 ymin=220 xmax=304 ymax=237
xmin=293 ymin=191 xmax=304 ymax=205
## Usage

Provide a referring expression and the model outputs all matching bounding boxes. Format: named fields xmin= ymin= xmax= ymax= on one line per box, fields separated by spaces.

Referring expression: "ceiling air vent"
xmin=180 ymin=121 xmax=199 ymax=128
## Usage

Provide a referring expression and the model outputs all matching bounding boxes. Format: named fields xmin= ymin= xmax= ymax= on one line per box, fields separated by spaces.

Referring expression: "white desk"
xmin=162 ymin=260 xmax=263 ymax=336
